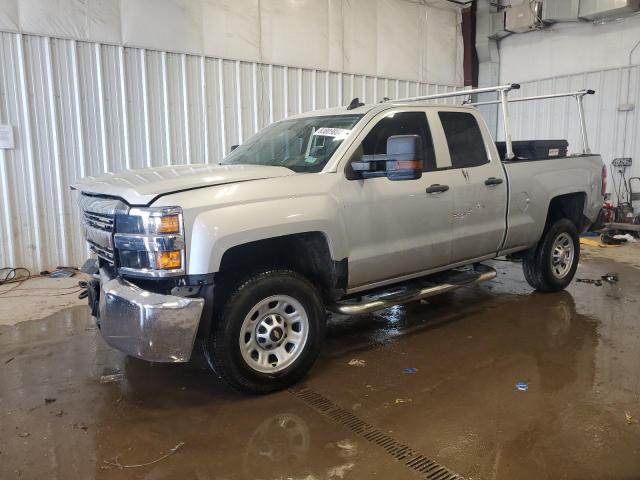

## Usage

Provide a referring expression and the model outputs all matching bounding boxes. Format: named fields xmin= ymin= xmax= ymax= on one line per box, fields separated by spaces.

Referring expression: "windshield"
xmin=222 ymin=114 xmax=363 ymax=173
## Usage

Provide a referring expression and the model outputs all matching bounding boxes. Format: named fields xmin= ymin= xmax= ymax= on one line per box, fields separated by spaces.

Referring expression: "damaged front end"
xmin=77 ymin=193 xmax=206 ymax=363
xmin=81 ymin=260 xmax=204 ymax=362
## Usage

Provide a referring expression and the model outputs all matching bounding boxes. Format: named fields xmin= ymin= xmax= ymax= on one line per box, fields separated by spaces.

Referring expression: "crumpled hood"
xmin=71 ymin=163 xmax=295 ymax=205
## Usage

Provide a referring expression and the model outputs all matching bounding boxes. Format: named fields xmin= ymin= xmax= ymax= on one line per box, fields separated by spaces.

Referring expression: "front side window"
xmin=222 ymin=114 xmax=363 ymax=173
xmin=359 ymin=111 xmax=436 ymax=171
xmin=439 ymin=112 xmax=488 ymax=169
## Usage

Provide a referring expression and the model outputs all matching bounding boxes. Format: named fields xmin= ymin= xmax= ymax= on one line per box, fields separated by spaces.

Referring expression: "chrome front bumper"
xmin=95 ymin=267 xmax=205 ymax=362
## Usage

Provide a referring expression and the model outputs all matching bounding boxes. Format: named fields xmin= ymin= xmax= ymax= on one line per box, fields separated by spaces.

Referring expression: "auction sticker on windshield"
xmin=313 ymin=127 xmax=351 ymax=138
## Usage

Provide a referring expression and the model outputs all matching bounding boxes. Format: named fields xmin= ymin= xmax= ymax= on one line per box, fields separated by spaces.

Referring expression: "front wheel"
xmin=206 ymin=270 xmax=325 ymax=394
xmin=523 ymin=218 xmax=580 ymax=292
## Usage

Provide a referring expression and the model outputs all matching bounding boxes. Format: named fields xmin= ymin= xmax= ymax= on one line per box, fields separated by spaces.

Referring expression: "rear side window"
xmin=360 ymin=111 xmax=437 ymax=171
xmin=439 ymin=112 xmax=488 ymax=168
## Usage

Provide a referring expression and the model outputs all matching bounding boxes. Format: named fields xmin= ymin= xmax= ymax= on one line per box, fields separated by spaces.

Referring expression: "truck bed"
xmin=499 ymin=153 xmax=604 ymax=255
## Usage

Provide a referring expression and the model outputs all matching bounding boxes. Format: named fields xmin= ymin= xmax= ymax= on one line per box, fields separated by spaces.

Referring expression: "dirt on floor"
xmin=1 ymin=252 xmax=640 ymax=480
xmin=581 ymin=239 xmax=640 ymax=269
xmin=0 ymin=273 xmax=89 ymax=326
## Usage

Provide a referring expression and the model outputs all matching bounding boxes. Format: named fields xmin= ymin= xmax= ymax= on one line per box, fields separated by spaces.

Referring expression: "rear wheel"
xmin=206 ymin=270 xmax=325 ymax=394
xmin=523 ymin=218 xmax=580 ymax=292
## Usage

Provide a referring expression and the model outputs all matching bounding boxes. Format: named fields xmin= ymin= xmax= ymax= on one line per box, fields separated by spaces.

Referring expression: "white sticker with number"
xmin=313 ymin=127 xmax=351 ymax=139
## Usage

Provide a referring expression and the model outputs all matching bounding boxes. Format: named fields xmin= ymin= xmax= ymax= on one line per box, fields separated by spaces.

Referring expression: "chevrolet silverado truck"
xmin=73 ymin=90 xmax=604 ymax=393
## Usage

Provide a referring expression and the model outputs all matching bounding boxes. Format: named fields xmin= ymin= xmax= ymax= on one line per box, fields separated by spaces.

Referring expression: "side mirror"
xmin=350 ymin=134 xmax=423 ymax=180
xmin=385 ymin=135 xmax=423 ymax=181
xmin=230 ymin=144 xmax=239 ymax=152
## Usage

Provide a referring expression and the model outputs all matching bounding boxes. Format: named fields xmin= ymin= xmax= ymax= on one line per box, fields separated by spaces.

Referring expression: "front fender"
xmin=187 ymin=195 xmax=347 ymax=275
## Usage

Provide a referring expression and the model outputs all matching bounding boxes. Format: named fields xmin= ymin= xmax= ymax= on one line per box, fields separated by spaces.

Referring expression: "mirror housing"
xmin=230 ymin=144 xmax=239 ymax=152
xmin=350 ymin=134 xmax=423 ymax=181
xmin=385 ymin=135 xmax=423 ymax=181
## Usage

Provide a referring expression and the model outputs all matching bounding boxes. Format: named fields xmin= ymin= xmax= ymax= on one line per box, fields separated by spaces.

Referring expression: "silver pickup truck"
xmin=73 ymin=84 xmax=604 ymax=393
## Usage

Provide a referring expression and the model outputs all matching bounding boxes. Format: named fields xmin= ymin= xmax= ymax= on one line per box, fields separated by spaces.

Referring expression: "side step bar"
xmin=329 ymin=264 xmax=497 ymax=316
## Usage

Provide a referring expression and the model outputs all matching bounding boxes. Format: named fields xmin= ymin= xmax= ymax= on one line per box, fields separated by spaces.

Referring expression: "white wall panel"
xmin=499 ymin=15 xmax=640 ymax=83
xmin=121 ymin=0 xmax=203 ymax=54
xmin=20 ymin=0 xmax=121 ymax=43
xmin=260 ymin=0 xmax=330 ymax=70
xmin=0 ymin=32 xmax=458 ymax=272
xmin=377 ymin=0 xmax=420 ymax=81
xmin=20 ymin=0 xmax=87 ymax=39
xmin=0 ymin=0 xmax=18 ymax=31
xmin=4 ymin=0 xmax=463 ymax=84
xmin=202 ymin=0 xmax=260 ymax=62
xmin=425 ymin=6 xmax=462 ymax=86
xmin=496 ymin=66 xmax=640 ymax=200
xmin=343 ymin=0 xmax=378 ymax=77
xmin=327 ymin=0 xmax=344 ymax=72
xmin=86 ymin=0 xmax=121 ymax=44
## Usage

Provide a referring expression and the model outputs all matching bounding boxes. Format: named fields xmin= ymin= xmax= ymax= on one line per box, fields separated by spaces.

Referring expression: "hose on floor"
xmin=0 ymin=267 xmax=83 ymax=298
xmin=0 ymin=267 xmax=31 ymax=285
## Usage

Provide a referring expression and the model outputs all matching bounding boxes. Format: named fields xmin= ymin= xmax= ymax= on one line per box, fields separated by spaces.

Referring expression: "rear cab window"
xmin=438 ymin=112 xmax=488 ymax=169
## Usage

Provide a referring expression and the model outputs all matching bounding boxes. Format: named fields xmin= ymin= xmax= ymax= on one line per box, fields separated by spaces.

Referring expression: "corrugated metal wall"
xmin=0 ymin=32 xmax=461 ymax=272
xmin=497 ymin=65 xmax=640 ymax=201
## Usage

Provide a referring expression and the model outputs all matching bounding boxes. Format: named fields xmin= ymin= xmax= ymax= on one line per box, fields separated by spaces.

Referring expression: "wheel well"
xmin=217 ymin=232 xmax=347 ymax=301
xmin=545 ymin=192 xmax=587 ymax=232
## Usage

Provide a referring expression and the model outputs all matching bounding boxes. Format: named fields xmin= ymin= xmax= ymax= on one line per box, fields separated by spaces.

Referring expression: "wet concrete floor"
xmin=1 ymin=257 xmax=639 ymax=479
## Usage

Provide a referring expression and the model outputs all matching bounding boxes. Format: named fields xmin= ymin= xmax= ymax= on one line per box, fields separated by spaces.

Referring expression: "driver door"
xmin=338 ymin=108 xmax=454 ymax=289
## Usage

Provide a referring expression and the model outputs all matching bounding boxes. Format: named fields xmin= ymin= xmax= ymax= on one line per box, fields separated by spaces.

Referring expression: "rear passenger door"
xmin=436 ymin=109 xmax=507 ymax=263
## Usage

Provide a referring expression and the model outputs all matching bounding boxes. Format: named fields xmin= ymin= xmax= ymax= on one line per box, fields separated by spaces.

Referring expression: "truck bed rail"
xmin=387 ymin=85 xmax=595 ymax=160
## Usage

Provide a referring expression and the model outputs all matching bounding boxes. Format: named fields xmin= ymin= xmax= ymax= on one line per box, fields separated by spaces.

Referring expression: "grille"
xmin=289 ymin=385 xmax=464 ymax=480
xmin=83 ymin=211 xmax=115 ymax=232
xmin=78 ymin=194 xmax=127 ymax=265
xmin=83 ymin=211 xmax=115 ymax=263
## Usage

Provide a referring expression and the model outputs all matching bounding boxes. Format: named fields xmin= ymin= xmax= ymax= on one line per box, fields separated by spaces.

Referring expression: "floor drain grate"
xmin=289 ymin=385 xmax=464 ymax=480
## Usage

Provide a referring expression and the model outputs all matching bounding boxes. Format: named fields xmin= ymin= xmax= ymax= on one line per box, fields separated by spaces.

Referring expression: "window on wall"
xmin=439 ymin=112 xmax=488 ymax=169
xmin=360 ymin=111 xmax=437 ymax=171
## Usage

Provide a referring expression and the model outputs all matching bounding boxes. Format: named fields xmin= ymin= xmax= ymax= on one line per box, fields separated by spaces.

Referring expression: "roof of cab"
xmin=286 ymin=101 xmax=476 ymax=120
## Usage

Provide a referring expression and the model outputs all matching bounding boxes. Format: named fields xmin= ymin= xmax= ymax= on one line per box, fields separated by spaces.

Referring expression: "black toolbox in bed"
xmin=496 ymin=140 xmax=568 ymax=161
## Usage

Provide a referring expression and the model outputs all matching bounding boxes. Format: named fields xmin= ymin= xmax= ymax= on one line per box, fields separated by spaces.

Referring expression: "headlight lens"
xmin=114 ymin=207 xmax=185 ymax=277
xmin=156 ymin=215 xmax=181 ymax=234
xmin=116 ymin=207 xmax=183 ymax=235
xmin=155 ymin=250 xmax=182 ymax=270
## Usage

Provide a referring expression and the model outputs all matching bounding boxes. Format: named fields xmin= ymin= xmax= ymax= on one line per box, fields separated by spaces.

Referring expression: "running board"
xmin=329 ymin=264 xmax=497 ymax=315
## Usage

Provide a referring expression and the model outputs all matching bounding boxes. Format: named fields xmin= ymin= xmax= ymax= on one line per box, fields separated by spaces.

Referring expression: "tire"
xmin=206 ymin=269 xmax=325 ymax=394
xmin=523 ymin=218 xmax=580 ymax=292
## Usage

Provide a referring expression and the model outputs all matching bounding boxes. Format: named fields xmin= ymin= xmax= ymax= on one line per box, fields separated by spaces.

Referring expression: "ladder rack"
xmin=386 ymin=84 xmax=595 ymax=160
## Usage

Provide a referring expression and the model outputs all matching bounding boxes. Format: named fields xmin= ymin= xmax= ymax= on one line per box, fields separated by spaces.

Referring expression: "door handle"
xmin=484 ymin=177 xmax=504 ymax=186
xmin=426 ymin=184 xmax=450 ymax=194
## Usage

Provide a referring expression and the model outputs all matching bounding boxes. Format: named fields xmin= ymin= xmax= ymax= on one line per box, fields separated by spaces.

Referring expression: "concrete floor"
xmin=1 ymin=250 xmax=640 ymax=479
xmin=0 ymin=274 xmax=88 ymax=326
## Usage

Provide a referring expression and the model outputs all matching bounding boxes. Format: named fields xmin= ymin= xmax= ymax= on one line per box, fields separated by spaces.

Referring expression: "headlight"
xmin=114 ymin=207 xmax=185 ymax=277
xmin=116 ymin=207 xmax=183 ymax=235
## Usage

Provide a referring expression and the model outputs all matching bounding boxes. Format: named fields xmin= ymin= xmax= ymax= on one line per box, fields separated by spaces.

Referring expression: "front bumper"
xmin=94 ymin=267 xmax=205 ymax=362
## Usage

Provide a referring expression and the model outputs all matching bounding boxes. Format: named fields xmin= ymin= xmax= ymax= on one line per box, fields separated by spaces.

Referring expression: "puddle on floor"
xmin=1 ymin=258 xmax=639 ymax=479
